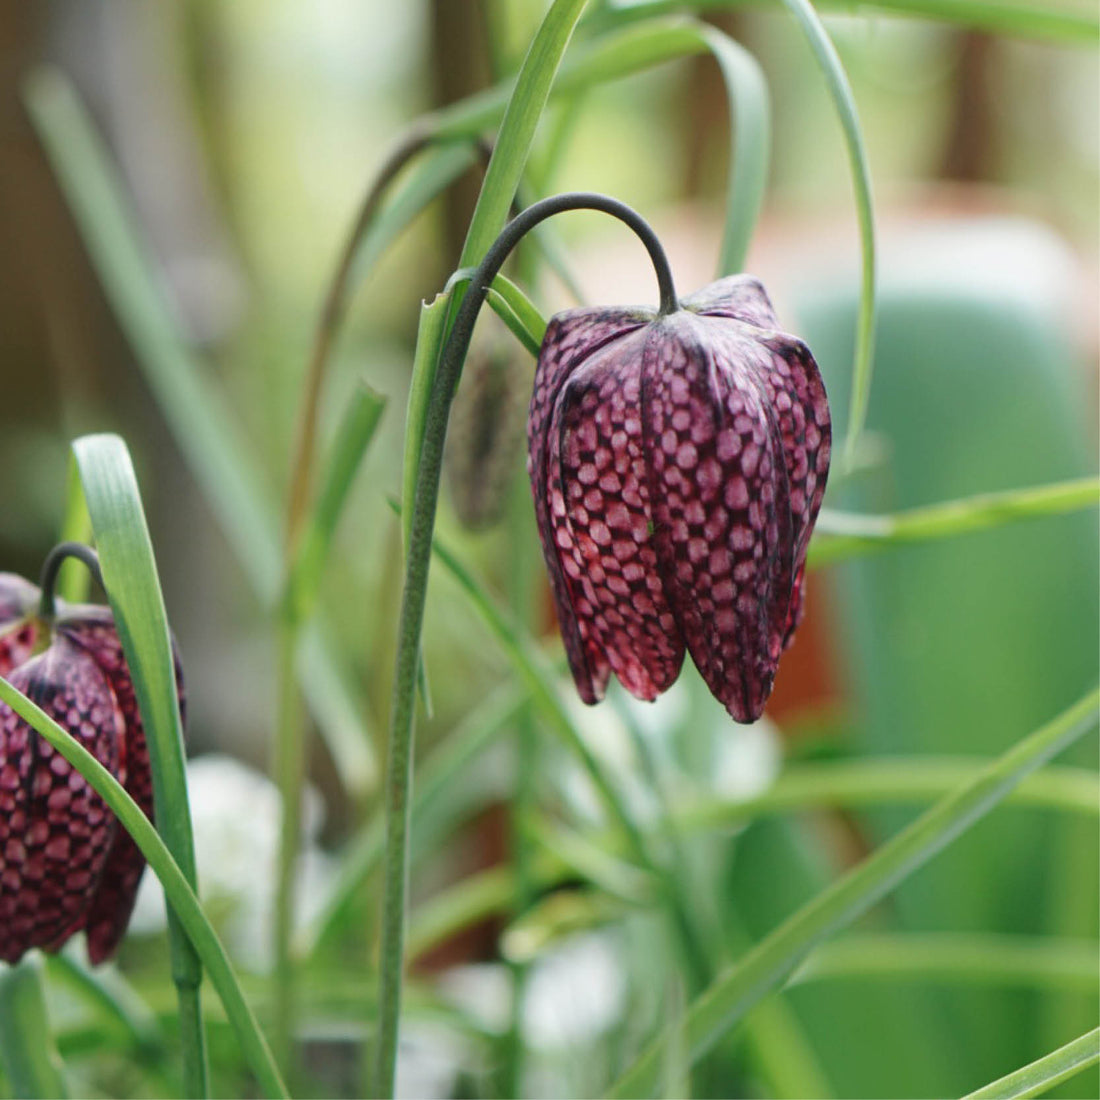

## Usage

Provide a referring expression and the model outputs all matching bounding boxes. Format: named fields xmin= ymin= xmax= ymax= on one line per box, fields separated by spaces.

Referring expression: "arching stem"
xmin=38 ymin=541 xmax=103 ymax=620
xmin=369 ymin=191 xmax=678 ymax=1098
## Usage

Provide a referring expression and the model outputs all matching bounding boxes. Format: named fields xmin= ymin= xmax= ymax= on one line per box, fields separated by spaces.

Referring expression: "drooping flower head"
xmin=0 ymin=568 xmax=184 ymax=964
xmin=527 ymin=275 xmax=830 ymax=723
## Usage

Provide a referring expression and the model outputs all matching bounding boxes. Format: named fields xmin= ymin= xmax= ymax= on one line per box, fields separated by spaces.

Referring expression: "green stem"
xmin=37 ymin=541 xmax=103 ymax=619
xmin=271 ymin=617 xmax=303 ymax=1077
xmin=370 ymin=192 xmax=677 ymax=1098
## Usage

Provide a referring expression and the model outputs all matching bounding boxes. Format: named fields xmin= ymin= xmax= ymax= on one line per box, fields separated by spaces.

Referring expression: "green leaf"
xmin=961 ymin=1027 xmax=1100 ymax=1100
xmin=675 ymin=759 xmax=1100 ymax=828
xmin=692 ymin=24 xmax=771 ymax=277
xmin=57 ymin=456 xmax=93 ymax=603
xmin=795 ymin=934 xmax=1099 ymax=995
xmin=608 ymin=687 xmax=1100 ymax=1097
xmin=0 ymin=957 xmax=69 ymax=1099
xmin=70 ymin=433 xmax=208 ymax=1096
xmin=488 ymin=273 xmax=550 ymax=354
xmin=810 ymin=478 xmax=1100 ymax=567
xmin=0 ymin=677 xmax=288 ymax=1100
xmin=285 ymin=384 xmax=387 ymax=624
xmin=298 ymin=682 xmax=527 ymax=959
xmin=458 ymin=0 xmax=589 ymax=268
xmin=775 ymin=0 xmax=877 ymax=467
xmin=24 ymin=68 xmax=378 ymax=797
xmin=586 ymin=0 xmax=1099 ymax=44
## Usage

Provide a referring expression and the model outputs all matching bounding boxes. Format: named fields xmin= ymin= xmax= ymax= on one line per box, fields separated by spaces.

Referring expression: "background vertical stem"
xmin=271 ymin=614 xmax=304 ymax=1078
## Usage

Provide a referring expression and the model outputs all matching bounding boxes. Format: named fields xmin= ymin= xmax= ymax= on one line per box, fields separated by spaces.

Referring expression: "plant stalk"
xmin=370 ymin=192 xmax=678 ymax=1097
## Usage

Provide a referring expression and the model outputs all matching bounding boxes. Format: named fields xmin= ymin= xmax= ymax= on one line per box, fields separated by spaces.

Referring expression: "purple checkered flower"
xmin=527 ymin=275 xmax=830 ymax=723
xmin=0 ymin=573 xmax=184 ymax=964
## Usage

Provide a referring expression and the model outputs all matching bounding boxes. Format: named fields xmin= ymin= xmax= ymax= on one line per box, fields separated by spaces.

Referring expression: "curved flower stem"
xmin=286 ymin=128 xmax=483 ymax=547
xmin=370 ymin=192 xmax=678 ymax=1098
xmin=37 ymin=541 xmax=103 ymax=619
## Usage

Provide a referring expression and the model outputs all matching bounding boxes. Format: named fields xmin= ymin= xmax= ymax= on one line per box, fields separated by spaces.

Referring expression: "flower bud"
xmin=526 ymin=275 xmax=830 ymax=723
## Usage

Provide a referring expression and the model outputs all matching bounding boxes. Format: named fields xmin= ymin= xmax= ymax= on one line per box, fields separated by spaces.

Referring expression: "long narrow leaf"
xmin=286 ymin=385 xmax=387 ymax=623
xmin=608 ymin=687 xmax=1100 ymax=1097
xmin=961 ymin=1027 xmax=1100 ymax=1100
xmin=587 ymin=0 xmax=1099 ymax=44
xmin=810 ymin=477 xmax=1100 ymax=567
xmin=776 ymin=0 xmax=877 ymax=466
xmin=694 ymin=25 xmax=771 ymax=277
xmin=298 ymin=682 xmax=527 ymax=959
xmin=458 ymin=0 xmax=589 ymax=267
xmin=0 ymin=957 xmax=68 ymax=1100
xmin=71 ymin=432 xmax=208 ymax=1096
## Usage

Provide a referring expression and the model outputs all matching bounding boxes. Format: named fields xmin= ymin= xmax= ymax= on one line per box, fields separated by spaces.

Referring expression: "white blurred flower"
xmin=523 ymin=932 xmax=627 ymax=1050
xmin=711 ymin=716 xmax=783 ymax=802
xmin=130 ymin=754 xmax=333 ymax=971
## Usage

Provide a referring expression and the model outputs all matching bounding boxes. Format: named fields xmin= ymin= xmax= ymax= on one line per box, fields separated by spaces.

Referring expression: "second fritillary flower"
xmin=527 ymin=274 xmax=830 ymax=723
xmin=0 ymin=561 xmax=185 ymax=965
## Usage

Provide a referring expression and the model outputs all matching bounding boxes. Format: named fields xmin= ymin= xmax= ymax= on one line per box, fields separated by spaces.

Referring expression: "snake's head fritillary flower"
xmin=0 ymin=580 xmax=185 ymax=964
xmin=527 ymin=275 xmax=830 ymax=723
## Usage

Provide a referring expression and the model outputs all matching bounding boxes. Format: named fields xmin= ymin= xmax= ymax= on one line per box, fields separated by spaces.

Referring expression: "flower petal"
xmin=751 ymin=335 xmax=831 ymax=646
xmin=641 ymin=313 xmax=794 ymax=722
xmin=0 ymin=636 xmax=122 ymax=963
xmin=59 ymin=608 xmax=183 ymax=962
xmin=554 ymin=339 xmax=685 ymax=701
xmin=528 ymin=307 xmax=653 ymax=703
xmin=0 ymin=574 xmax=41 ymax=676
xmin=682 ymin=274 xmax=780 ymax=330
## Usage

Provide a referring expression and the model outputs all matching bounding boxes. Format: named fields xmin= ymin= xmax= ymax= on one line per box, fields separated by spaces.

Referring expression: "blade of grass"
xmin=46 ymin=953 xmax=165 ymax=1063
xmin=695 ymin=24 xmax=770 ymax=277
xmin=273 ymin=384 xmax=387 ymax=1071
xmin=0 ymin=677 xmax=288 ymax=1100
xmin=299 ymin=682 xmax=527 ymax=959
xmin=24 ymin=67 xmax=379 ymax=798
xmin=284 ymin=385 xmax=388 ymax=625
xmin=57 ymin=455 xmax=93 ymax=603
xmin=795 ymin=934 xmax=1099 ymax=995
xmin=585 ymin=0 xmax=1099 ymax=43
xmin=607 ymin=687 xmax=1100 ymax=1097
xmin=961 ymin=1027 xmax=1100 ymax=1100
xmin=810 ymin=477 xmax=1100 ymax=567
xmin=676 ymin=758 xmax=1100 ymax=828
xmin=0 ymin=957 xmax=68 ymax=1099
xmin=457 ymin=0 xmax=589 ymax=268
xmin=71 ymin=432 xmax=207 ymax=1097
xmin=773 ymin=0 xmax=876 ymax=469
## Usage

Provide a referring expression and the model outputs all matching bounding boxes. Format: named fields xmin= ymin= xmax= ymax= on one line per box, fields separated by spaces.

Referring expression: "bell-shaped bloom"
xmin=0 ymin=575 xmax=184 ymax=964
xmin=527 ymin=275 xmax=830 ymax=723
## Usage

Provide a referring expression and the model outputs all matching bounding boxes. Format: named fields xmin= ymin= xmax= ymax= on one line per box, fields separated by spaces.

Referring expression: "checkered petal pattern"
xmin=527 ymin=275 xmax=831 ymax=723
xmin=0 ymin=584 xmax=185 ymax=965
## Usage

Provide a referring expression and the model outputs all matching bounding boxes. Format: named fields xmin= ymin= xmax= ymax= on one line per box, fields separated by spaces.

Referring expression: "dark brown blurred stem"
xmin=940 ymin=31 xmax=997 ymax=181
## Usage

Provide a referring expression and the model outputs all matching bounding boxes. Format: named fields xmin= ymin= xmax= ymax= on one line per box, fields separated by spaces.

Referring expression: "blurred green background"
xmin=0 ymin=2 xmax=1096 ymax=1097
